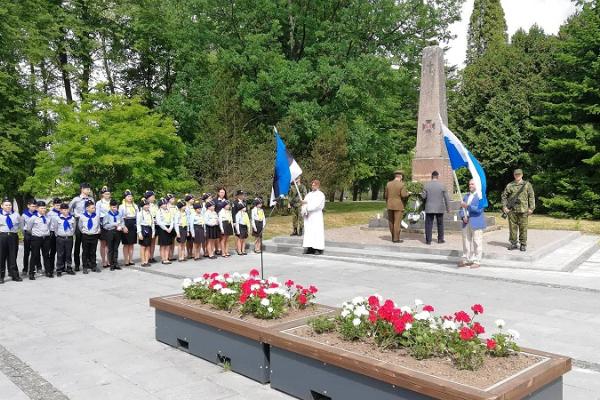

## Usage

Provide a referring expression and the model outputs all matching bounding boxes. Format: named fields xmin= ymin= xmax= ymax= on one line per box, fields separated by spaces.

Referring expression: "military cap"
xmin=513 ymin=169 xmax=523 ymax=175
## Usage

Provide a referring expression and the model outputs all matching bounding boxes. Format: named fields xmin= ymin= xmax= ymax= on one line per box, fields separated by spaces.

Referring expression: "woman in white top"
xmin=136 ymin=199 xmax=155 ymax=267
xmin=119 ymin=190 xmax=138 ymax=266
xmin=96 ymin=186 xmax=112 ymax=268
xmin=156 ymin=198 xmax=175 ymax=264
xmin=218 ymin=200 xmax=233 ymax=258
xmin=251 ymin=198 xmax=266 ymax=253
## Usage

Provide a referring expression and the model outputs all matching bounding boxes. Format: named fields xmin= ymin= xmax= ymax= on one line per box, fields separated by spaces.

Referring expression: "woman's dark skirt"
xmin=121 ymin=218 xmax=137 ymax=245
xmin=193 ymin=224 xmax=205 ymax=244
xmin=221 ymin=221 xmax=234 ymax=236
xmin=237 ymin=224 xmax=249 ymax=239
xmin=252 ymin=220 xmax=264 ymax=237
xmin=158 ymin=225 xmax=174 ymax=246
xmin=139 ymin=225 xmax=152 ymax=247
xmin=206 ymin=224 xmax=220 ymax=240
xmin=177 ymin=226 xmax=188 ymax=243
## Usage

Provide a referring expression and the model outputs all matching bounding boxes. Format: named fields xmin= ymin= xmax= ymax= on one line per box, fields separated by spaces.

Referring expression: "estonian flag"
xmin=440 ymin=118 xmax=488 ymax=208
xmin=270 ymin=127 xmax=302 ymax=206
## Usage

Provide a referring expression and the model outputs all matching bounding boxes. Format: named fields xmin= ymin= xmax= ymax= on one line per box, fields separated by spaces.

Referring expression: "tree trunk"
xmin=338 ymin=189 xmax=344 ymax=202
xmin=288 ymin=0 xmax=295 ymax=58
xmin=352 ymin=184 xmax=359 ymax=201
xmin=58 ymin=49 xmax=73 ymax=103
xmin=371 ymin=182 xmax=379 ymax=200
xmin=80 ymin=52 xmax=92 ymax=99
xmin=328 ymin=191 xmax=335 ymax=202
xmin=101 ymin=36 xmax=115 ymax=94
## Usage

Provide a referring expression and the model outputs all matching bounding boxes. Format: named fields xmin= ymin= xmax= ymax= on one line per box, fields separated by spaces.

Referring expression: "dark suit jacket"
xmin=384 ymin=180 xmax=408 ymax=211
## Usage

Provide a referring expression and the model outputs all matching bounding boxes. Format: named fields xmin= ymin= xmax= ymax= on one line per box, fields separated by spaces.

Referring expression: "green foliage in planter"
xmin=405 ymin=321 xmax=446 ymax=360
xmin=448 ymin=333 xmax=486 ymax=371
xmin=308 ymin=317 xmax=336 ymax=334
xmin=488 ymin=332 xmax=520 ymax=357
xmin=184 ymin=285 xmax=212 ymax=303
xmin=240 ymin=294 xmax=287 ymax=319
xmin=209 ymin=292 xmax=239 ymax=312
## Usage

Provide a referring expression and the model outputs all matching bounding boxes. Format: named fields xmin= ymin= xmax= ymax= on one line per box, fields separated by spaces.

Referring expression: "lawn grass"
xmin=261 ymin=201 xmax=600 ymax=240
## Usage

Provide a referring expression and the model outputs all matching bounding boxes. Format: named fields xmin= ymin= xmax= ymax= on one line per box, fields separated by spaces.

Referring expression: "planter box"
xmin=268 ymin=326 xmax=571 ymax=400
xmin=149 ymin=295 xmax=336 ymax=383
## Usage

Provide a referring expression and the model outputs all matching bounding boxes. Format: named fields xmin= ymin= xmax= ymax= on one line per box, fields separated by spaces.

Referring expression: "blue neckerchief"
xmin=51 ymin=209 xmax=60 ymax=215
xmin=108 ymin=210 xmax=118 ymax=223
xmin=3 ymin=212 xmax=13 ymax=230
xmin=41 ymin=215 xmax=47 ymax=224
xmin=83 ymin=211 xmax=96 ymax=230
xmin=23 ymin=210 xmax=38 ymax=218
xmin=59 ymin=215 xmax=72 ymax=231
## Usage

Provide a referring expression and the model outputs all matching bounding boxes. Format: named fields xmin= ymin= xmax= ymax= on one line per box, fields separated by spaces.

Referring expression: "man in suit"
xmin=384 ymin=170 xmax=409 ymax=243
xmin=421 ymin=171 xmax=451 ymax=245
xmin=458 ymin=179 xmax=486 ymax=269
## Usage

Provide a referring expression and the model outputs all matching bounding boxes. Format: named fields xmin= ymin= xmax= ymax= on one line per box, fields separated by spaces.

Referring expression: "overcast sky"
xmin=444 ymin=0 xmax=578 ymax=67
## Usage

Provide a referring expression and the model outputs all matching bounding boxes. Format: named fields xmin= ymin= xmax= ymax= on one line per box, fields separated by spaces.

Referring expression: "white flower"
xmin=405 ymin=323 xmax=412 ymax=331
xmin=251 ymin=284 xmax=260 ymax=291
xmin=193 ymin=277 xmax=203 ymax=283
xmin=213 ymin=283 xmax=223 ymax=291
xmin=260 ymin=298 xmax=270 ymax=307
xmin=225 ymin=277 xmax=233 ymax=283
xmin=341 ymin=309 xmax=351 ymax=318
xmin=429 ymin=323 xmax=438 ymax=331
xmin=414 ymin=299 xmax=423 ymax=306
xmin=400 ymin=306 xmax=412 ymax=314
xmin=352 ymin=318 xmax=361 ymax=327
xmin=215 ymin=275 xmax=223 ymax=281
xmin=442 ymin=320 xmax=457 ymax=331
xmin=507 ymin=329 xmax=520 ymax=340
xmin=182 ymin=278 xmax=193 ymax=289
xmin=309 ymin=298 xmax=316 ymax=303
xmin=267 ymin=276 xmax=278 ymax=283
xmin=267 ymin=307 xmax=274 ymax=313
xmin=352 ymin=296 xmax=365 ymax=305
xmin=353 ymin=305 xmax=368 ymax=317
xmin=241 ymin=273 xmax=249 ymax=280
xmin=220 ymin=288 xmax=235 ymax=295
xmin=495 ymin=319 xmax=506 ymax=329
xmin=414 ymin=311 xmax=430 ymax=321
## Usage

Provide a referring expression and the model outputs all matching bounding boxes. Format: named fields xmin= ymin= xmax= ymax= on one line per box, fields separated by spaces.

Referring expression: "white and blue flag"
xmin=440 ymin=118 xmax=488 ymax=208
xmin=270 ymin=127 xmax=302 ymax=206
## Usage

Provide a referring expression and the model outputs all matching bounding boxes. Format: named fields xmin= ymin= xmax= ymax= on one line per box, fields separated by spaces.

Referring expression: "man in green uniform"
xmin=501 ymin=169 xmax=535 ymax=251
xmin=288 ymin=176 xmax=308 ymax=236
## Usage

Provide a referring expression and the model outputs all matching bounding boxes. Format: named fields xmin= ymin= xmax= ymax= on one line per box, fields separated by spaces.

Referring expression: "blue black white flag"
xmin=440 ymin=118 xmax=488 ymax=208
xmin=270 ymin=127 xmax=302 ymax=206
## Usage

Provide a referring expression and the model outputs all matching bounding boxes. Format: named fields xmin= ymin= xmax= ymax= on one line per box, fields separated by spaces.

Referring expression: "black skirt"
xmin=138 ymin=225 xmax=152 ymax=247
xmin=206 ymin=224 xmax=220 ymax=240
xmin=121 ymin=218 xmax=137 ymax=245
xmin=221 ymin=221 xmax=234 ymax=236
xmin=193 ymin=224 xmax=205 ymax=244
xmin=237 ymin=224 xmax=249 ymax=239
xmin=177 ymin=226 xmax=188 ymax=243
xmin=252 ymin=220 xmax=264 ymax=237
xmin=158 ymin=225 xmax=174 ymax=246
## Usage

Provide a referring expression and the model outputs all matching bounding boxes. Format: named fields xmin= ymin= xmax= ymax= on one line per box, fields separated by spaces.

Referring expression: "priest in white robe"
xmin=301 ymin=180 xmax=325 ymax=254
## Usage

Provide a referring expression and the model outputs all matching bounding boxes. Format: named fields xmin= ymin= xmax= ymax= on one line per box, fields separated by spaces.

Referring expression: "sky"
xmin=445 ymin=0 xmax=578 ymax=67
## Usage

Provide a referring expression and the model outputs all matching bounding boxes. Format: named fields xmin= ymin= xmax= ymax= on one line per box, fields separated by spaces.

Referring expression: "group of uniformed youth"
xmin=0 ymin=183 xmax=267 ymax=283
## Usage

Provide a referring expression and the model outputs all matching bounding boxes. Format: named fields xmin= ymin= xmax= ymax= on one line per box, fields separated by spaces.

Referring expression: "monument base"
xmin=412 ymin=158 xmax=454 ymax=192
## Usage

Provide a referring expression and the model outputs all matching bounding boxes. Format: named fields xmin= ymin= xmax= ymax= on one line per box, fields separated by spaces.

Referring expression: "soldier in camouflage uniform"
xmin=288 ymin=176 xmax=308 ymax=236
xmin=501 ymin=169 xmax=535 ymax=251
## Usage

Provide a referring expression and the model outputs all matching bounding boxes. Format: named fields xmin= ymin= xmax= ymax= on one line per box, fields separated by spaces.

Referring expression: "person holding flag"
xmin=440 ymin=116 xmax=488 ymax=268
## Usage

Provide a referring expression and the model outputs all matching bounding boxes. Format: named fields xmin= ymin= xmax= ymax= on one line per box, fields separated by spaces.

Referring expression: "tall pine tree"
xmin=466 ymin=0 xmax=508 ymax=64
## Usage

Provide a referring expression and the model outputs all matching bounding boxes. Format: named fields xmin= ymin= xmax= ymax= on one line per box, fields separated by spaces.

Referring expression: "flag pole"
xmin=293 ymin=178 xmax=304 ymax=201
xmin=453 ymin=170 xmax=463 ymax=200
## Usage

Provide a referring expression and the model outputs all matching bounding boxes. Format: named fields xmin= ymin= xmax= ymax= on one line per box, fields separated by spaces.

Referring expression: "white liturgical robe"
xmin=302 ymin=189 xmax=325 ymax=250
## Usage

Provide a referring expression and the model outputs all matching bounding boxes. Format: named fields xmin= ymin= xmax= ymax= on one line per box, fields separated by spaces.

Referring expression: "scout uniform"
xmin=119 ymin=192 xmax=138 ymax=246
xmin=0 ymin=202 xmax=22 ymax=283
xmin=191 ymin=203 xmax=205 ymax=245
xmin=289 ymin=181 xmax=307 ymax=236
xmin=51 ymin=204 xmax=76 ymax=275
xmin=156 ymin=201 xmax=176 ymax=246
xmin=175 ymin=201 xmax=192 ymax=244
xmin=234 ymin=204 xmax=250 ymax=240
xmin=48 ymin=198 xmax=62 ymax=272
xmin=20 ymin=202 xmax=39 ymax=274
xmin=136 ymin=205 xmax=155 ymax=248
xmin=79 ymin=201 xmax=101 ymax=273
xmin=26 ymin=202 xmax=52 ymax=279
xmin=501 ymin=169 xmax=535 ymax=251
xmin=102 ymin=200 xmax=123 ymax=270
xmin=218 ymin=204 xmax=234 ymax=236
xmin=251 ymin=200 xmax=266 ymax=237
xmin=69 ymin=183 xmax=94 ymax=270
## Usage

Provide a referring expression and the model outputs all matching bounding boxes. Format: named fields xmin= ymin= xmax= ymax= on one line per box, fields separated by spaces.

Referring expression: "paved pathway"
xmin=1 ymin=248 xmax=600 ymax=399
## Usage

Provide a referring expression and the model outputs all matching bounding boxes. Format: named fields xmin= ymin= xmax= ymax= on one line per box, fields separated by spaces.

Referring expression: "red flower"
xmin=269 ymin=282 xmax=279 ymax=288
xmin=486 ymin=339 xmax=497 ymax=350
xmin=368 ymin=296 xmax=380 ymax=308
xmin=296 ymin=284 xmax=304 ymax=290
xmin=203 ymin=273 xmax=210 ymax=279
xmin=223 ymin=273 xmax=230 ymax=279
xmin=308 ymin=285 xmax=318 ymax=294
xmin=368 ymin=311 xmax=378 ymax=324
xmin=239 ymin=293 xmax=249 ymax=304
xmin=393 ymin=319 xmax=406 ymax=334
xmin=298 ymin=293 xmax=307 ymax=305
xmin=249 ymin=269 xmax=260 ymax=277
xmin=459 ymin=327 xmax=475 ymax=341
xmin=285 ymin=280 xmax=294 ymax=287
xmin=472 ymin=322 xmax=485 ymax=335
xmin=471 ymin=304 xmax=484 ymax=315
xmin=210 ymin=272 xmax=219 ymax=279
xmin=257 ymin=288 xmax=267 ymax=299
xmin=454 ymin=311 xmax=472 ymax=324
xmin=423 ymin=305 xmax=434 ymax=312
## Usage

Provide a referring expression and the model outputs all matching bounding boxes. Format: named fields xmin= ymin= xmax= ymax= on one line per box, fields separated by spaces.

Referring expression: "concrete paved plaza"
xmin=1 ymin=246 xmax=600 ymax=399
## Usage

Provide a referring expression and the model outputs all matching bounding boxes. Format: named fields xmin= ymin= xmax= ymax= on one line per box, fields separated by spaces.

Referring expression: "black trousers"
xmin=74 ymin=218 xmax=82 ymax=268
xmin=55 ymin=236 xmax=74 ymax=271
xmin=425 ymin=213 xmax=445 ymax=243
xmin=22 ymin=231 xmax=41 ymax=273
xmin=49 ymin=232 xmax=57 ymax=270
xmin=30 ymin=236 xmax=52 ymax=276
xmin=81 ymin=234 xmax=99 ymax=270
xmin=0 ymin=232 xmax=19 ymax=278
xmin=104 ymin=229 xmax=120 ymax=267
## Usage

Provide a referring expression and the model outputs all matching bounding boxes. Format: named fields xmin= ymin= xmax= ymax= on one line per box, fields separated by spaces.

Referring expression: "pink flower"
xmin=472 ymin=322 xmax=485 ymax=335
xmin=471 ymin=304 xmax=484 ymax=315
xmin=285 ymin=280 xmax=294 ymax=287
xmin=308 ymin=285 xmax=318 ymax=294
xmin=239 ymin=293 xmax=249 ymax=304
xmin=249 ymin=269 xmax=260 ymax=277
xmin=486 ymin=339 xmax=497 ymax=350
xmin=423 ymin=305 xmax=434 ymax=312
xmin=459 ymin=327 xmax=475 ymax=341
xmin=298 ymin=294 xmax=307 ymax=305
xmin=393 ymin=319 xmax=406 ymax=334
xmin=368 ymin=311 xmax=378 ymax=324
xmin=454 ymin=311 xmax=472 ymax=324
xmin=368 ymin=296 xmax=380 ymax=308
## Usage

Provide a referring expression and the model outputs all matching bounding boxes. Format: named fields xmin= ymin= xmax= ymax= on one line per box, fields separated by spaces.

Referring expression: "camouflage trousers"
xmin=292 ymin=206 xmax=304 ymax=232
xmin=508 ymin=212 xmax=528 ymax=245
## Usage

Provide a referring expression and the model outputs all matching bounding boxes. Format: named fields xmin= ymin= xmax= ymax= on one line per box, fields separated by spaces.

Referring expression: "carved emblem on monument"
xmin=422 ymin=120 xmax=435 ymax=134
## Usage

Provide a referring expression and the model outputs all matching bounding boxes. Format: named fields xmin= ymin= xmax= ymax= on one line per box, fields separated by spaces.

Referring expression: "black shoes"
xmin=290 ymin=229 xmax=298 ymax=236
xmin=66 ymin=268 xmax=75 ymax=275
xmin=508 ymin=243 xmax=518 ymax=250
xmin=74 ymin=266 xmax=80 ymax=272
xmin=83 ymin=269 xmax=89 ymax=274
xmin=29 ymin=275 xmax=35 ymax=280
xmin=46 ymin=272 xmax=54 ymax=278
xmin=0 ymin=278 xmax=4 ymax=284
xmin=303 ymin=248 xmax=314 ymax=255
xmin=314 ymin=249 xmax=323 ymax=255
xmin=426 ymin=241 xmax=432 ymax=245
xmin=149 ymin=258 xmax=157 ymax=263
xmin=92 ymin=267 xmax=101 ymax=273
xmin=438 ymin=239 xmax=446 ymax=244
xmin=520 ymin=244 xmax=527 ymax=252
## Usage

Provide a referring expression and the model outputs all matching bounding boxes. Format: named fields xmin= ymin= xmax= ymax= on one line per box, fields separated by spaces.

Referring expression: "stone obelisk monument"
xmin=412 ymin=46 xmax=453 ymax=193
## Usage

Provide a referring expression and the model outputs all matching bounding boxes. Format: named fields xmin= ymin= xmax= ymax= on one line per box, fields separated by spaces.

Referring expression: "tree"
xmin=532 ymin=1 xmax=600 ymax=218
xmin=22 ymin=91 xmax=195 ymax=197
xmin=466 ymin=0 xmax=508 ymax=64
